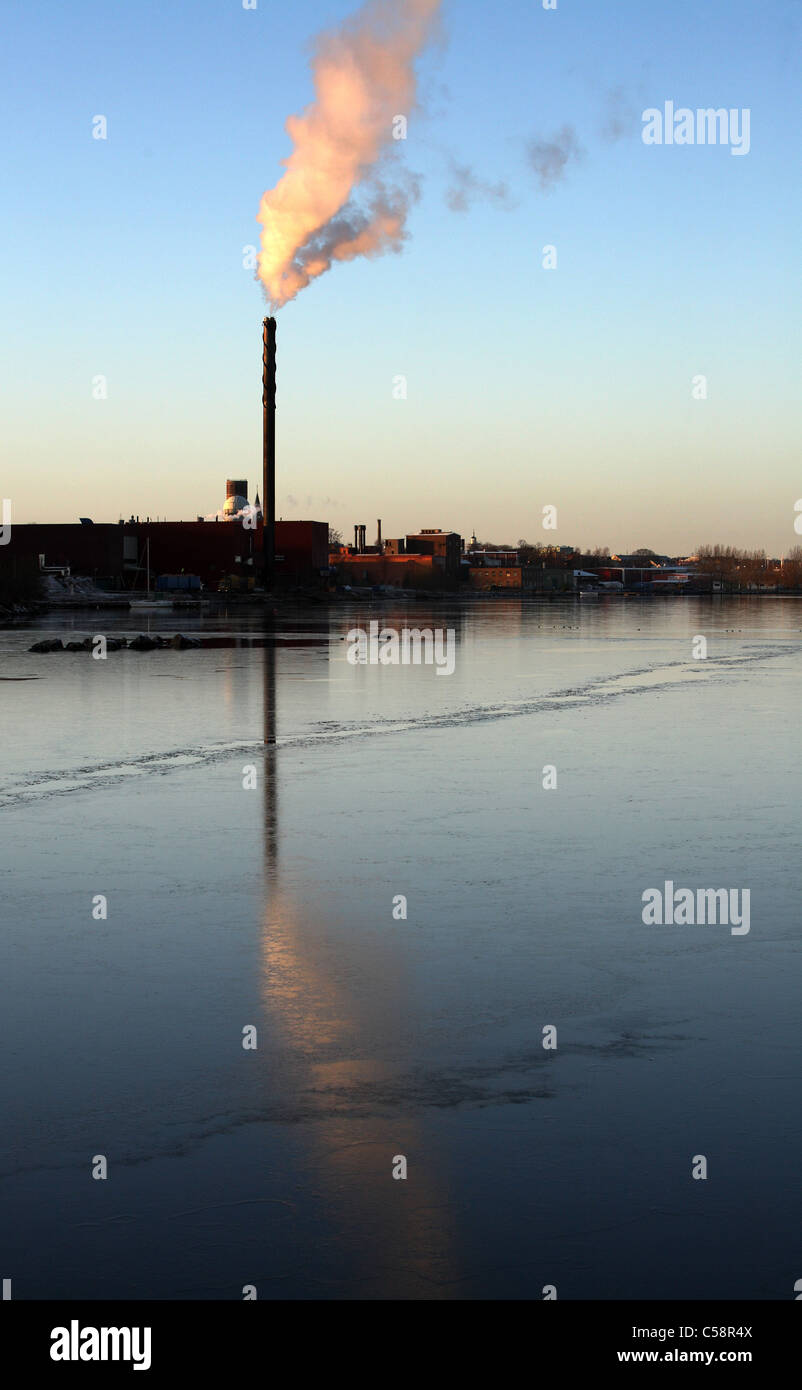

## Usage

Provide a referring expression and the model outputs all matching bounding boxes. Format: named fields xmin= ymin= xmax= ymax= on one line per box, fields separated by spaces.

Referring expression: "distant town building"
xmin=330 ymin=525 xmax=463 ymax=588
xmin=468 ymin=565 xmax=576 ymax=592
xmin=468 ymin=565 xmax=521 ymax=589
xmin=405 ymin=530 xmax=461 ymax=578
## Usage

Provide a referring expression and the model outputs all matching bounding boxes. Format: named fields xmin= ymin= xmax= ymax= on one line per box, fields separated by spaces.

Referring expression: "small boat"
xmin=579 ymin=588 xmax=600 ymax=598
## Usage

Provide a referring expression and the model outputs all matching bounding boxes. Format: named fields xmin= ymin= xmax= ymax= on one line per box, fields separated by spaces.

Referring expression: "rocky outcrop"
xmin=28 ymin=638 xmax=64 ymax=653
xmin=27 ymin=633 xmax=205 ymax=653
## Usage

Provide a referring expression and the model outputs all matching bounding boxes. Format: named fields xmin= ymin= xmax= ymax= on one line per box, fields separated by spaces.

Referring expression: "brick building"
xmin=468 ymin=565 xmax=522 ymax=590
xmin=405 ymin=530 xmax=461 ymax=578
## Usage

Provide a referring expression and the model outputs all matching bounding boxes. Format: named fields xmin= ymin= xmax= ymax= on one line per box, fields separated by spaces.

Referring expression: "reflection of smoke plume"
xmin=257 ymin=0 xmax=442 ymax=310
xmin=445 ymin=162 xmax=511 ymax=213
xmin=526 ymin=125 xmax=583 ymax=190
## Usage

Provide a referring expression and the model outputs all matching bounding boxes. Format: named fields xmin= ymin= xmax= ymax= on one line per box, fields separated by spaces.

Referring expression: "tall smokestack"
xmin=262 ymin=317 xmax=277 ymax=586
xmin=354 ymin=524 xmax=359 ymax=552
xmin=377 ymin=519 xmax=382 ymax=552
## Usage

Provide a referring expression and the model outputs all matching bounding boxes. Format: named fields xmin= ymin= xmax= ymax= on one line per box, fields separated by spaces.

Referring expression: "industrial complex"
xmin=2 ymin=321 xmax=795 ymax=605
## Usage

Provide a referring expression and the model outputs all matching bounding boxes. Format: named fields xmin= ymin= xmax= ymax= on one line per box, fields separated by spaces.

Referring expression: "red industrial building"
xmin=329 ymin=550 xmax=441 ymax=588
xmin=3 ymin=518 xmax=328 ymax=591
xmin=331 ymin=524 xmax=463 ymax=588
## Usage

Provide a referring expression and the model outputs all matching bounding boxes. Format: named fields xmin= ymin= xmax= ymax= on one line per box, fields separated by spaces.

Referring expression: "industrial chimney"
xmin=262 ymin=317 xmax=277 ymax=586
xmin=377 ymin=519 xmax=382 ymax=552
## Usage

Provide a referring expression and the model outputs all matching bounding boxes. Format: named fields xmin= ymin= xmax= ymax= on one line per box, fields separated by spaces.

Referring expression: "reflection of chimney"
xmin=377 ymin=519 xmax=382 ymax=552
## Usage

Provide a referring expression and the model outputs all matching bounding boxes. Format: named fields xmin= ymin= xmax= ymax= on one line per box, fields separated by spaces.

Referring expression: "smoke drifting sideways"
xmin=526 ymin=126 xmax=583 ymax=191
xmin=256 ymin=0 xmax=442 ymax=311
xmin=445 ymin=162 xmax=512 ymax=214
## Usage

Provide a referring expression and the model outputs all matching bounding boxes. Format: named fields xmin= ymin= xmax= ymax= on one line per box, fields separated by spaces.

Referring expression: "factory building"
xmin=331 ymin=523 xmax=463 ymax=588
xmin=404 ymin=529 xmax=462 ymax=578
xmin=468 ymin=565 xmax=522 ymax=590
xmin=330 ymin=551 xmax=441 ymax=588
xmin=468 ymin=565 xmax=576 ymax=592
xmin=4 ymin=479 xmax=328 ymax=591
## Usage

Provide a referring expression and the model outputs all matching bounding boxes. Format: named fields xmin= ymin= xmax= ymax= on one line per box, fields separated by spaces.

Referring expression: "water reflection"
xmin=258 ymin=626 xmax=458 ymax=1295
xmin=262 ymin=639 xmax=278 ymax=888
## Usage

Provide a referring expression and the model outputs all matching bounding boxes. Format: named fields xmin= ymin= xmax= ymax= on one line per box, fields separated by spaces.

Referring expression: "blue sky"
xmin=1 ymin=0 xmax=799 ymax=551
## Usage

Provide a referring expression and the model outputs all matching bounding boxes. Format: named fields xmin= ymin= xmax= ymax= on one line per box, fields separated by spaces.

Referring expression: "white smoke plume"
xmin=256 ymin=0 xmax=442 ymax=310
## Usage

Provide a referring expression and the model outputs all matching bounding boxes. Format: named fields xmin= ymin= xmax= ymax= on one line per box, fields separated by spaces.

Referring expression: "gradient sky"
xmin=2 ymin=0 xmax=799 ymax=551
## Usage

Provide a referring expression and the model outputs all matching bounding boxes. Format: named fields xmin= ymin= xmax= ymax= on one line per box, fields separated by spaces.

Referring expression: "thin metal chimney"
xmin=354 ymin=524 xmax=359 ymax=552
xmin=377 ymin=519 xmax=382 ymax=552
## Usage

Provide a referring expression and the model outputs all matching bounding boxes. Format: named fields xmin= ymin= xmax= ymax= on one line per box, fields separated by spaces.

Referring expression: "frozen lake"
xmin=1 ymin=596 xmax=799 ymax=1299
